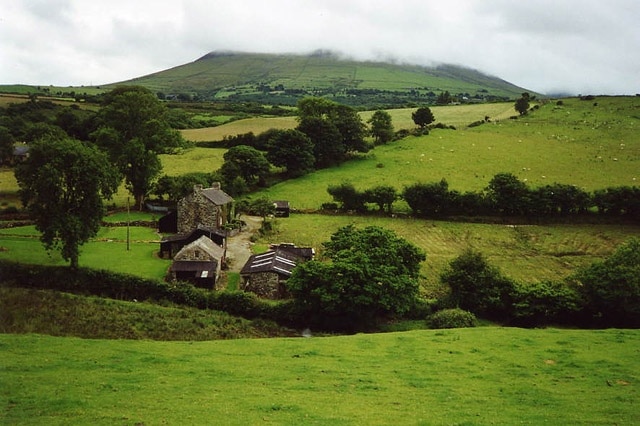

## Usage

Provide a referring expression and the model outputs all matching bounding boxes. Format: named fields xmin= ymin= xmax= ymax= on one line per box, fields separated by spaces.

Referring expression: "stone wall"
xmin=241 ymin=272 xmax=288 ymax=299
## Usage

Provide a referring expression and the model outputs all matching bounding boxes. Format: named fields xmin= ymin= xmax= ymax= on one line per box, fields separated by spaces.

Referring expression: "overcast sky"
xmin=1 ymin=0 xmax=639 ymax=95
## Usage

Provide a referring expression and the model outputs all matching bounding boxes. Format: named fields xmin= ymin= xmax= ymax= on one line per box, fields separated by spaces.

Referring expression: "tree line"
xmin=325 ymin=173 xmax=640 ymax=220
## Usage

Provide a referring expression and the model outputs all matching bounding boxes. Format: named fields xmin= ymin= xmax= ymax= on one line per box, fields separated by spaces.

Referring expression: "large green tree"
xmin=15 ymin=136 xmax=119 ymax=268
xmin=412 ymin=107 xmax=435 ymax=128
xmin=287 ymin=225 xmax=426 ymax=329
xmin=514 ymin=92 xmax=531 ymax=116
xmin=440 ymin=249 xmax=515 ymax=320
xmin=297 ymin=117 xmax=344 ymax=168
xmin=265 ymin=129 xmax=315 ymax=177
xmin=296 ymin=97 xmax=368 ymax=166
xmin=368 ymin=110 xmax=395 ymax=145
xmin=219 ymin=145 xmax=271 ymax=188
xmin=363 ymin=185 xmax=398 ymax=213
xmin=94 ymin=86 xmax=184 ymax=209
xmin=0 ymin=126 xmax=14 ymax=164
xmin=486 ymin=172 xmax=530 ymax=215
xmin=571 ymin=238 xmax=640 ymax=327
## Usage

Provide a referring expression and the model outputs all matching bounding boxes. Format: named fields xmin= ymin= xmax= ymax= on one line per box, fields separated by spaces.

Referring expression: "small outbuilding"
xmin=169 ymin=235 xmax=225 ymax=288
xmin=273 ymin=200 xmax=290 ymax=217
xmin=159 ymin=225 xmax=226 ymax=259
xmin=240 ymin=245 xmax=313 ymax=299
xmin=158 ymin=210 xmax=178 ymax=234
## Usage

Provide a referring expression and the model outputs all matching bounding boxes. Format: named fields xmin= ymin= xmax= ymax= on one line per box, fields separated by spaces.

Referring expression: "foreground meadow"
xmin=1 ymin=329 xmax=637 ymax=425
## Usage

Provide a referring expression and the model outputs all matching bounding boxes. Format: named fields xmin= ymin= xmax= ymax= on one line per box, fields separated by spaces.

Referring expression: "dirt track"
xmin=225 ymin=215 xmax=262 ymax=272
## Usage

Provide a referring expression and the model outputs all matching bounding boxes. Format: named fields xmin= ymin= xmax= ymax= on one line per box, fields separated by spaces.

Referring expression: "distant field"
xmin=180 ymin=102 xmax=519 ymax=143
xmin=1 ymin=329 xmax=638 ymax=424
xmin=181 ymin=116 xmax=298 ymax=142
xmin=159 ymin=147 xmax=226 ymax=176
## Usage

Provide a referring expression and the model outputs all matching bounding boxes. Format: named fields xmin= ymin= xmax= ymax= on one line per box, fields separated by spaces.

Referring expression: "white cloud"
xmin=1 ymin=0 xmax=638 ymax=94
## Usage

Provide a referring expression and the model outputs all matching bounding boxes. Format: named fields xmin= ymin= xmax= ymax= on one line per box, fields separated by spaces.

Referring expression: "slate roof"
xmin=201 ymin=187 xmax=233 ymax=206
xmin=175 ymin=235 xmax=225 ymax=261
xmin=270 ymin=244 xmax=315 ymax=261
xmin=240 ymin=248 xmax=302 ymax=277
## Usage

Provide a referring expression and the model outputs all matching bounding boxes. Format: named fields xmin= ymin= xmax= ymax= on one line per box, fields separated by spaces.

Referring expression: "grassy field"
xmin=1 ymin=328 xmax=638 ymax=424
xmin=256 ymin=214 xmax=640 ymax=294
xmin=178 ymin=102 xmax=518 ymax=143
xmin=252 ymin=97 xmax=639 ymax=210
xmin=0 ymin=224 xmax=171 ymax=280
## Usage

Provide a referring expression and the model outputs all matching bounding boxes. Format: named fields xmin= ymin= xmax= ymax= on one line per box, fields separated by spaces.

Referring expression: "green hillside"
xmin=113 ymin=51 xmax=532 ymax=106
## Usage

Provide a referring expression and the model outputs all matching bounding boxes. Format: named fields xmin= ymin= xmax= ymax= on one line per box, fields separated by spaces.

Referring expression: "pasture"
xmin=1 ymin=328 xmax=638 ymax=424
xmin=0 ymin=224 xmax=170 ymax=280
xmin=256 ymin=214 xmax=640 ymax=293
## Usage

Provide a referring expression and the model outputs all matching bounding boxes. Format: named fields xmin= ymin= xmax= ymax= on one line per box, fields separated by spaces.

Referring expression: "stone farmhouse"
xmin=177 ymin=183 xmax=233 ymax=233
xmin=160 ymin=183 xmax=233 ymax=288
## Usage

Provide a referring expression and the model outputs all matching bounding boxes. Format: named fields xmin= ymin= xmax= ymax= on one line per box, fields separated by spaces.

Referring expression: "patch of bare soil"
xmin=225 ymin=215 xmax=263 ymax=272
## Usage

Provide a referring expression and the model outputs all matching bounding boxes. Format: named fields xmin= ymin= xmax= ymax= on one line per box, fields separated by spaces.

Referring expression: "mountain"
xmin=110 ymin=50 xmax=533 ymax=107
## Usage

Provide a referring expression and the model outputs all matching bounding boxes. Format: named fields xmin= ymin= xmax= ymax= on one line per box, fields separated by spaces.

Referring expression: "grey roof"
xmin=201 ymin=188 xmax=233 ymax=206
xmin=174 ymin=235 xmax=225 ymax=261
xmin=272 ymin=244 xmax=314 ymax=261
xmin=240 ymin=248 xmax=302 ymax=277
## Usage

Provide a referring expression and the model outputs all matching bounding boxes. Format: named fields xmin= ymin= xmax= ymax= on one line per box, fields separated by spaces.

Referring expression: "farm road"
xmin=225 ymin=215 xmax=262 ymax=272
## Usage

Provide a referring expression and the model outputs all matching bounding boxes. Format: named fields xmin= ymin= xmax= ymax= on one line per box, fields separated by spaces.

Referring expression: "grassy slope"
xmin=0 ymin=287 xmax=291 ymax=340
xmin=255 ymin=97 xmax=639 ymax=208
xmin=1 ymin=329 xmax=638 ymax=424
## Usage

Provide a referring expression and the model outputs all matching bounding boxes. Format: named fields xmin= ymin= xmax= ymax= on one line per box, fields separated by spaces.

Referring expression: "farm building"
xmin=158 ymin=210 xmax=177 ymax=234
xmin=169 ymin=235 xmax=225 ymax=289
xmin=177 ymin=183 xmax=233 ymax=234
xmin=269 ymin=243 xmax=314 ymax=261
xmin=240 ymin=245 xmax=313 ymax=299
xmin=159 ymin=225 xmax=226 ymax=259
xmin=273 ymin=200 xmax=290 ymax=217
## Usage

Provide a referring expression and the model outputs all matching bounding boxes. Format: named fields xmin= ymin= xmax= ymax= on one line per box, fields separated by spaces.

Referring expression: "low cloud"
xmin=1 ymin=0 xmax=638 ymax=94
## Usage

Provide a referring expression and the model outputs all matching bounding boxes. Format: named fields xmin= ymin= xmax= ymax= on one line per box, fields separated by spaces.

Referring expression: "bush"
xmin=440 ymin=249 xmax=515 ymax=320
xmin=428 ymin=308 xmax=477 ymax=329
xmin=570 ymin=238 xmax=640 ymax=327
xmin=510 ymin=281 xmax=582 ymax=327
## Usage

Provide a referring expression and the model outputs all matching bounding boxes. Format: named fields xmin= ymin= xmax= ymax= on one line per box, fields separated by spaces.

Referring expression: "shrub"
xmin=429 ymin=308 xmax=477 ymax=329
xmin=440 ymin=249 xmax=515 ymax=320
xmin=570 ymin=238 xmax=640 ymax=327
xmin=510 ymin=281 xmax=582 ymax=327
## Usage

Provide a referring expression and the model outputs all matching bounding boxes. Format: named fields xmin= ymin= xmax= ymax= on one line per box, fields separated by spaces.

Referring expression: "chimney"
xmin=211 ymin=182 xmax=221 ymax=190
xmin=193 ymin=184 xmax=203 ymax=193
